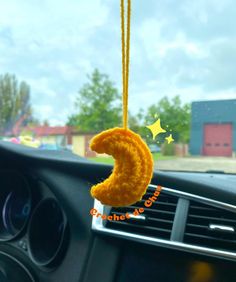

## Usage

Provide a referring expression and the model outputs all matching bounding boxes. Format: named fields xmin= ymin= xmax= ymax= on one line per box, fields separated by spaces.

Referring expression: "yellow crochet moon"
xmin=90 ymin=127 xmax=154 ymax=207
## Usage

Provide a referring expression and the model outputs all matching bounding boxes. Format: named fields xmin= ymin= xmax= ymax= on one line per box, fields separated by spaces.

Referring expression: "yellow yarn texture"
xmin=90 ymin=127 xmax=153 ymax=207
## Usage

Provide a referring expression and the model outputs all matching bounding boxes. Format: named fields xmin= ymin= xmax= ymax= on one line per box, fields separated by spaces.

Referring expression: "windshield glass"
xmin=0 ymin=1 xmax=236 ymax=173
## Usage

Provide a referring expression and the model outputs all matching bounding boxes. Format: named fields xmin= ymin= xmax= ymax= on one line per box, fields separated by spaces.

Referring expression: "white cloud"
xmin=33 ymin=105 xmax=53 ymax=118
xmin=27 ymin=77 xmax=57 ymax=98
xmin=0 ymin=0 xmax=236 ymax=125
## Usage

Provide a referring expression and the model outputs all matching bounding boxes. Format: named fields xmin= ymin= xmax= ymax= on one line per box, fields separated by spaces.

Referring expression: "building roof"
xmin=32 ymin=126 xmax=71 ymax=137
xmin=192 ymin=98 xmax=236 ymax=104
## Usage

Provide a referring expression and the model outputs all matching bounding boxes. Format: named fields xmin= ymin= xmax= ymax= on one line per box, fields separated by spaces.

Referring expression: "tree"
xmin=67 ymin=69 xmax=121 ymax=132
xmin=129 ymin=109 xmax=146 ymax=135
xmin=0 ymin=73 xmax=32 ymax=135
xmin=43 ymin=119 xmax=50 ymax=126
xmin=144 ymin=95 xmax=191 ymax=143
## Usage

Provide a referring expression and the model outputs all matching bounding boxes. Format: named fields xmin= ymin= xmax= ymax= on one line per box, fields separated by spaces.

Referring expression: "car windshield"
xmin=0 ymin=1 xmax=236 ymax=173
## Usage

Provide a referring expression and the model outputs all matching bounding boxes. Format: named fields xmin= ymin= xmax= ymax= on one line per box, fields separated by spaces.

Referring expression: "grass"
xmin=152 ymin=152 xmax=177 ymax=161
xmin=89 ymin=156 xmax=115 ymax=165
xmin=89 ymin=152 xmax=176 ymax=165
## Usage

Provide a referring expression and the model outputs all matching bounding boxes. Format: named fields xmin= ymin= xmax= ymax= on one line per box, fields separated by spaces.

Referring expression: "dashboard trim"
xmin=0 ymin=251 xmax=36 ymax=281
xmin=92 ymin=185 xmax=236 ymax=261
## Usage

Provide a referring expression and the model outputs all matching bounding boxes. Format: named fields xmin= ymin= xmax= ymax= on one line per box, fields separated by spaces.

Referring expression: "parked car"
xmin=148 ymin=144 xmax=161 ymax=153
xmin=39 ymin=143 xmax=61 ymax=150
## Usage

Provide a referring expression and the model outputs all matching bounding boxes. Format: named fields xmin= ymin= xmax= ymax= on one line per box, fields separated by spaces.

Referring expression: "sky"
xmin=0 ymin=0 xmax=236 ymax=125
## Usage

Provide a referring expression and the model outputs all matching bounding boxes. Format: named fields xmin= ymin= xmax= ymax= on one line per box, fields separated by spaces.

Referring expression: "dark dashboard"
xmin=0 ymin=141 xmax=236 ymax=282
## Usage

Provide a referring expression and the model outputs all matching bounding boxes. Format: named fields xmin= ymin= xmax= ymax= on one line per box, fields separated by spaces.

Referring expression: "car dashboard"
xmin=0 ymin=141 xmax=236 ymax=282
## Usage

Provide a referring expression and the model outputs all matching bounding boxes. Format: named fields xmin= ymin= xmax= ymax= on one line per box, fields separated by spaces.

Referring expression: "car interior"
xmin=0 ymin=140 xmax=236 ymax=282
xmin=1 ymin=0 xmax=236 ymax=281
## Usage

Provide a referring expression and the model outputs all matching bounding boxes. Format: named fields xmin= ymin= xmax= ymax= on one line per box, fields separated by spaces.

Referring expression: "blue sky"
xmin=0 ymin=0 xmax=236 ymax=125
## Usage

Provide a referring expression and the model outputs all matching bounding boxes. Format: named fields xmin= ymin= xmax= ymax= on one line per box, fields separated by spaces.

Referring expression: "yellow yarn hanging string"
xmin=89 ymin=0 xmax=153 ymax=207
xmin=121 ymin=0 xmax=131 ymax=129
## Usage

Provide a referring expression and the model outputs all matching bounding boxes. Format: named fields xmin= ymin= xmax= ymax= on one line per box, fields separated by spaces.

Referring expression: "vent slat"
xmin=188 ymin=214 xmax=236 ymax=223
xmin=144 ymin=194 xmax=177 ymax=203
xmin=186 ymin=223 xmax=208 ymax=229
xmin=147 ymin=217 xmax=173 ymax=224
xmin=109 ymin=212 xmax=174 ymax=224
xmin=130 ymin=207 xmax=176 ymax=215
xmin=109 ymin=221 xmax=171 ymax=233
xmin=185 ymin=233 xmax=236 ymax=244
xmin=184 ymin=200 xmax=236 ymax=253
xmin=190 ymin=206 xmax=216 ymax=211
xmin=112 ymin=206 xmax=176 ymax=215
xmin=139 ymin=200 xmax=177 ymax=207
xmin=106 ymin=188 xmax=178 ymax=240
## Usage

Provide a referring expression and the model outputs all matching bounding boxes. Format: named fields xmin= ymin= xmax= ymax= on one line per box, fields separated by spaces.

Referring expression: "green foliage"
xmin=128 ymin=108 xmax=147 ymax=137
xmin=43 ymin=119 xmax=50 ymax=126
xmin=161 ymin=143 xmax=175 ymax=156
xmin=67 ymin=71 xmax=191 ymax=144
xmin=0 ymin=73 xmax=32 ymax=134
xmin=144 ymin=96 xmax=191 ymax=143
xmin=127 ymin=96 xmax=191 ymax=144
xmin=67 ymin=69 xmax=121 ymax=132
xmin=128 ymin=109 xmax=144 ymax=133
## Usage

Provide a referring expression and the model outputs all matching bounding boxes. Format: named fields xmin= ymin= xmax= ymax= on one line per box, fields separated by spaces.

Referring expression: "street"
xmin=155 ymin=156 xmax=236 ymax=173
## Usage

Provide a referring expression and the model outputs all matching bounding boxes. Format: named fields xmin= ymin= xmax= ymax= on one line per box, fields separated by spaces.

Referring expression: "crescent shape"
xmin=89 ymin=127 xmax=154 ymax=207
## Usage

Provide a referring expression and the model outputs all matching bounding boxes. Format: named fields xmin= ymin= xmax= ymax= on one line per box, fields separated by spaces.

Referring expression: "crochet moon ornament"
xmin=90 ymin=128 xmax=153 ymax=207
xmin=89 ymin=0 xmax=154 ymax=207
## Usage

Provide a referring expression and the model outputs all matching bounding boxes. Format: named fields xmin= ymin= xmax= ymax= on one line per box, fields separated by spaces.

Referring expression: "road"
xmin=155 ymin=156 xmax=236 ymax=173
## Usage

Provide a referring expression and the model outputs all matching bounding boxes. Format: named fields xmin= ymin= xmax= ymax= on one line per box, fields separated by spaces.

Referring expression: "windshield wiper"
xmin=205 ymin=170 xmax=225 ymax=174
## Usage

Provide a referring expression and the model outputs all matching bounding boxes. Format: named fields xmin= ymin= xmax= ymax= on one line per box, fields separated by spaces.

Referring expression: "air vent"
xmin=184 ymin=201 xmax=236 ymax=252
xmin=106 ymin=187 xmax=178 ymax=240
